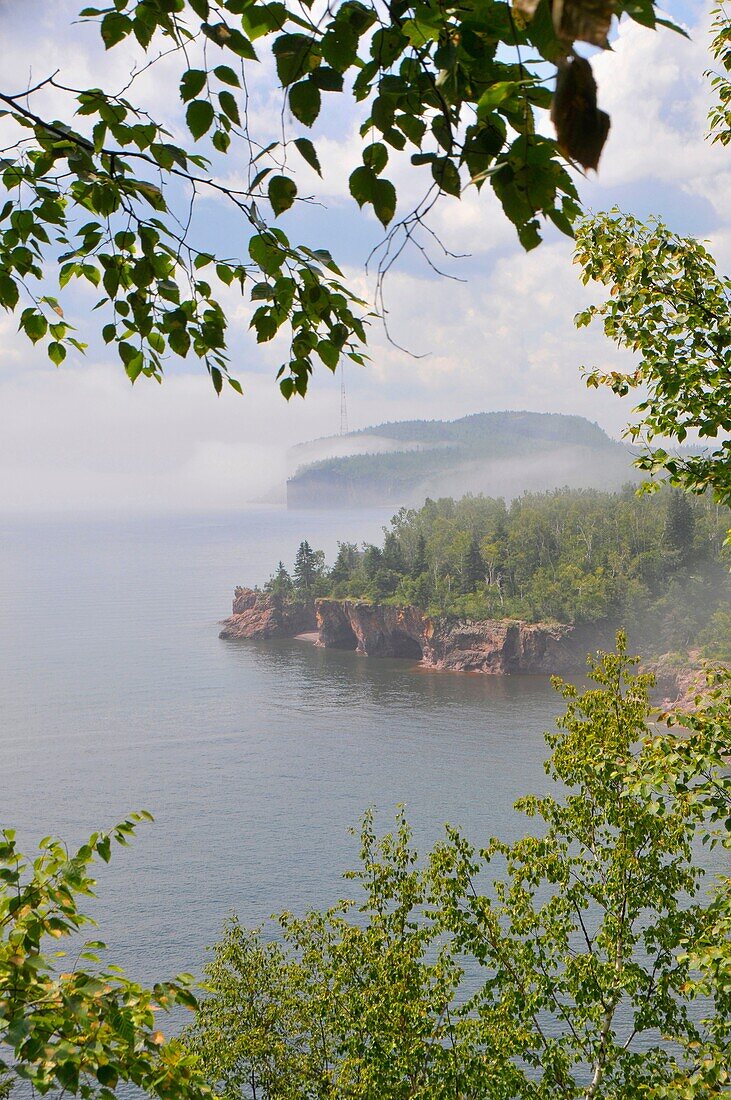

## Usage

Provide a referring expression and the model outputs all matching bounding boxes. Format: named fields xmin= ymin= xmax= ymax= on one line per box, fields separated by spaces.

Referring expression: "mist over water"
xmin=0 ymin=509 xmax=560 ymax=986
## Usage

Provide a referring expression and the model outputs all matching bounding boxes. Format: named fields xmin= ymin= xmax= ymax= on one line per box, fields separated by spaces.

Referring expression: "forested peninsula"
xmin=222 ymin=488 xmax=730 ymax=682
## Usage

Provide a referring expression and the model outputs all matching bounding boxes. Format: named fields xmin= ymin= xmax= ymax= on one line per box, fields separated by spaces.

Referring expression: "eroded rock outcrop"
xmin=221 ymin=589 xmax=611 ymax=673
xmin=219 ymin=587 xmax=316 ymax=640
xmin=315 ymin=598 xmax=611 ymax=674
xmin=316 ymin=600 xmax=427 ymax=659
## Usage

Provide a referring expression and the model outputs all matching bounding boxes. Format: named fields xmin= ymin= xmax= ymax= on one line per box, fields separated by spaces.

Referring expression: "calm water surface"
xmin=1 ymin=509 xmax=560 ymax=983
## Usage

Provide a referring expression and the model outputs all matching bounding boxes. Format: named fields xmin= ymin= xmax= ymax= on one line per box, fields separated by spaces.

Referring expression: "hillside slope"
xmin=287 ymin=411 xmax=639 ymax=508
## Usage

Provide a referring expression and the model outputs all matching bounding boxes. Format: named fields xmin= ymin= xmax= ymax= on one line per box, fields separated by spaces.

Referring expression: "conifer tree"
xmin=265 ymin=561 xmax=293 ymax=601
xmin=664 ymin=490 xmax=696 ymax=558
xmin=411 ymin=534 xmax=428 ymax=579
xmin=293 ymin=542 xmax=324 ymax=595
xmin=463 ymin=534 xmax=485 ymax=593
xmin=330 ymin=543 xmax=359 ymax=587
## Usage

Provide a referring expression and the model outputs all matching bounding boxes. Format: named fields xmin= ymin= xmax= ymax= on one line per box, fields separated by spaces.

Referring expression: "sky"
xmin=0 ymin=0 xmax=727 ymax=512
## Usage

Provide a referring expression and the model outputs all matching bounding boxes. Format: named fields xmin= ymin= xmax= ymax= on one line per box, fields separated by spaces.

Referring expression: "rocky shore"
xmin=219 ymin=587 xmax=316 ymax=640
xmin=220 ymin=589 xmax=612 ymax=675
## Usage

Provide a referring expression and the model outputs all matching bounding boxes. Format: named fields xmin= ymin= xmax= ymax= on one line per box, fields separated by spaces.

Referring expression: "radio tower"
xmin=339 ymin=360 xmax=349 ymax=436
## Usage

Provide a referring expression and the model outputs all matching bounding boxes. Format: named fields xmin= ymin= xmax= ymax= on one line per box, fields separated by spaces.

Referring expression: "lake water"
xmin=1 ymin=509 xmax=566 ymax=985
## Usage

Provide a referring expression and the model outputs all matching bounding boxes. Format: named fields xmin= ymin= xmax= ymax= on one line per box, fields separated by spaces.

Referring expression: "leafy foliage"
xmin=707 ymin=4 xmax=731 ymax=145
xmin=0 ymin=813 xmax=207 ymax=1099
xmin=186 ymin=640 xmax=731 ymax=1098
xmin=270 ymin=488 xmax=729 ymax=649
xmin=0 ymin=0 xmax=679 ymax=393
xmin=574 ymin=211 xmax=731 ymax=510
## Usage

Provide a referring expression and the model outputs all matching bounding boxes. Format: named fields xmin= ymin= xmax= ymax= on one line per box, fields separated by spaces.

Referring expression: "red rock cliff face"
xmin=221 ymin=590 xmax=610 ymax=673
xmin=219 ymin=587 xmax=316 ymax=640
xmin=315 ymin=599 xmax=610 ymax=674
xmin=316 ymin=600 xmax=425 ymax=659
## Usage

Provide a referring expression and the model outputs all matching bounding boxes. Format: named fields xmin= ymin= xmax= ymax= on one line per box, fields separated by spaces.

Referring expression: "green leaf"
xmin=248 ymin=234 xmax=285 ymax=276
xmin=477 ymin=81 xmax=521 ymax=116
xmin=321 ymin=23 xmax=359 ymax=70
xmin=218 ymin=90 xmax=241 ymax=125
xmin=180 ymin=69 xmax=207 ymax=102
xmin=273 ymin=33 xmax=318 ymax=86
xmin=402 ymin=11 xmax=443 ymax=46
xmin=294 ymin=137 xmax=322 ymax=176
xmin=349 ymin=166 xmax=396 ymax=226
xmin=349 ymin=164 xmax=376 ymax=208
xmin=289 ymin=80 xmax=321 ymax=126
xmin=214 ymin=64 xmax=241 ymax=86
xmin=186 ymin=99 xmax=215 ymax=140
xmin=0 ymin=273 xmax=19 ymax=310
xmin=96 ymin=1065 xmax=118 ymax=1088
xmin=621 ymin=0 xmax=656 ymax=28
xmin=21 ymin=310 xmax=48 ymax=344
xmin=310 ymin=67 xmax=344 ymax=92
xmin=431 ymin=157 xmax=461 ymax=197
xmin=372 ymin=177 xmax=396 ymax=226
xmin=100 ymin=12 xmax=131 ymax=48
xmin=48 ymin=341 xmax=66 ymax=366
xmin=317 ymin=338 xmax=339 ymax=370
xmin=124 ymin=352 xmax=145 ymax=382
xmin=268 ymin=175 xmax=297 ymax=215
xmin=363 ymin=142 xmax=388 ymax=174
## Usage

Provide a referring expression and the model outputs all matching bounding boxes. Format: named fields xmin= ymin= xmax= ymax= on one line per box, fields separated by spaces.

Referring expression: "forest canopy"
xmin=266 ymin=487 xmax=730 ymax=654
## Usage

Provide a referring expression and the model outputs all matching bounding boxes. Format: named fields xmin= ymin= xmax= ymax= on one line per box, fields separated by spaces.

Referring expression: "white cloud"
xmin=588 ymin=9 xmax=730 ymax=219
xmin=0 ymin=0 xmax=724 ymax=512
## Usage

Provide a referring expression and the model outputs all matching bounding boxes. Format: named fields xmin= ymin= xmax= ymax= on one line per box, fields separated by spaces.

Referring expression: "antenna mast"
xmin=339 ymin=360 xmax=349 ymax=435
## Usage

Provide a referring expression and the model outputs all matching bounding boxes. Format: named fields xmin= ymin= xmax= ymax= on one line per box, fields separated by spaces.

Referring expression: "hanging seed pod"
xmin=551 ymin=55 xmax=610 ymax=170
xmin=552 ymin=0 xmax=616 ymax=47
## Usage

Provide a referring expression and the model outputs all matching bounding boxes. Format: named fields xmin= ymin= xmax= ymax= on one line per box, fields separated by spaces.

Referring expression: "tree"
xmin=329 ymin=542 xmax=360 ymax=588
xmin=292 ymin=540 xmax=324 ymax=595
xmin=304 ymin=487 xmax=729 ymax=646
xmin=664 ymin=490 xmax=695 ymax=558
xmin=463 ymin=532 xmax=485 ymax=592
xmin=186 ymin=640 xmax=731 ymax=1098
xmin=0 ymin=0 xmax=682 ymax=395
xmin=381 ymin=531 xmax=405 ymax=574
xmin=264 ymin=560 xmax=293 ymax=601
xmin=707 ymin=4 xmax=731 ymax=146
xmin=574 ymin=213 xmax=730 ymax=509
xmin=411 ymin=532 xmax=428 ymax=579
xmin=0 ymin=814 xmax=208 ymax=1099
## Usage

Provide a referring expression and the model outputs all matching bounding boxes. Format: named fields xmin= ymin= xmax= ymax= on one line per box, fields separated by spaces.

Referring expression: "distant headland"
xmin=286 ymin=411 xmax=639 ymax=509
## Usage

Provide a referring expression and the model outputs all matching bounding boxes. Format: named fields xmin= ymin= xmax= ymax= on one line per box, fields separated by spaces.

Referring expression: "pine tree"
xmin=382 ymin=532 xmax=405 ymax=573
xmin=463 ymin=534 xmax=485 ymax=593
xmin=265 ymin=561 xmax=293 ymax=601
xmin=293 ymin=541 xmax=323 ymax=595
xmin=664 ymin=491 xmax=695 ymax=558
xmin=330 ymin=542 xmax=359 ymax=586
xmin=411 ymin=533 xmax=428 ymax=578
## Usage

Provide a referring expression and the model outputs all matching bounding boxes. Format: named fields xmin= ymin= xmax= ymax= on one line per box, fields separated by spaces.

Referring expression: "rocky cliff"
xmin=315 ymin=599 xmax=610 ymax=673
xmin=220 ymin=590 xmax=609 ymax=672
xmin=219 ymin=587 xmax=316 ymax=640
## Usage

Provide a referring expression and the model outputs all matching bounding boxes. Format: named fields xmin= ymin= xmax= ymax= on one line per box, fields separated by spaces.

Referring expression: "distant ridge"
xmin=286 ymin=411 xmax=639 ymax=509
